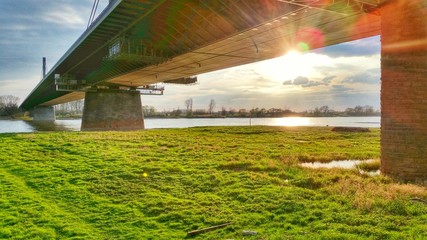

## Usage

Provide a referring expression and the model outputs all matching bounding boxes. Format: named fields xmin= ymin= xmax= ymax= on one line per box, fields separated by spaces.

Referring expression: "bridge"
xmin=20 ymin=0 xmax=427 ymax=183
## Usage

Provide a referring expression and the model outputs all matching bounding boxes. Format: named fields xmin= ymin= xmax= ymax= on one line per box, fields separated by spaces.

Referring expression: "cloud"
xmin=283 ymin=76 xmax=327 ymax=88
xmin=343 ymin=68 xmax=380 ymax=84
xmin=282 ymin=80 xmax=292 ymax=85
xmin=0 ymin=1 xmax=98 ymax=32
xmin=0 ymin=0 xmax=110 ymax=105
xmin=322 ymin=75 xmax=336 ymax=84
xmin=330 ymin=85 xmax=353 ymax=93
xmin=293 ymin=76 xmax=309 ymax=85
xmin=302 ymin=81 xmax=324 ymax=88
xmin=42 ymin=5 xmax=85 ymax=27
xmin=0 ymin=77 xmax=41 ymax=104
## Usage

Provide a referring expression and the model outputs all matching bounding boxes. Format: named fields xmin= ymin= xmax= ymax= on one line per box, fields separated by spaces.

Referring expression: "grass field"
xmin=0 ymin=126 xmax=426 ymax=239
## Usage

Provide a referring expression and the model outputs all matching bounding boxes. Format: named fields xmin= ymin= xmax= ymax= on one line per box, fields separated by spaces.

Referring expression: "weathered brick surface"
xmin=381 ymin=0 xmax=427 ymax=183
xmin=81 ymin=90 xmax=144 ymax=131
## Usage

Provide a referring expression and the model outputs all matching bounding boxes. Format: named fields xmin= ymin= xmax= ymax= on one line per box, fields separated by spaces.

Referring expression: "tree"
xmin=221 ymin=107 xmax=227 ymax=116
xmin=142 ymin=105 xmax=156 ymax=117
xmin=171 ymin=108 xmax=182 ymax=117
xmin=184 ymin=98 xmax=193 ymax=116
xmin=311 ymin=105 xmax=331 ymax=117
xmin=363 ymin=105 xmax=374 ymax=115
xmin=345 ymin=105 xmax=376 ymax=116
xmin=354 ymin=105 xmax=364 ymax=115
xmin=238 ymin=109 xmax=247 ymax=117
xmin=208 ymin=99 xmax=216 ymax=115
xmin=55 ymin=99 xmax=84 ymax=117
xmin=319 ymin=105 xmax=331 ymax=116
xmin=228 ymin=108 xmax=236 ymax=117
xmin=0 ymin=95 xmax=20 ymax=116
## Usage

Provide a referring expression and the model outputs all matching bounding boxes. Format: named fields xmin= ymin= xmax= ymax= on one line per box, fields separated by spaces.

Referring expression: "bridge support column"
xmin=380 ymin=0 xmax=427 ymax=183
xmin=81 ymin=90 xmax=144 ymax=131
xmin=30 ymin=106 xmax=55 ymax=121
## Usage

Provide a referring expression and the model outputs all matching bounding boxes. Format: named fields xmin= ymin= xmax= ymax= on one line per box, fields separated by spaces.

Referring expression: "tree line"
xmin=142 ymin=105 xmax=379 ymax=118
xmin=0 ymin=95 xmax=85 ymax=119
xmin=302 ymin=105 xmax=379 ymax=117
xmin=57 ymin=98 xmax=377 ymax=119
xmin=141 ymin=98 xmax=379 ymax=118
xmin=55 ymin=100 xmax=84 ymax=118
xmin=0 ymin=95 xmax=380 ymax=119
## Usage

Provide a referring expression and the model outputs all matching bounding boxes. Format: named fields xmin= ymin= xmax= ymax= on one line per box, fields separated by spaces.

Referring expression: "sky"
xmin=0 ymin=0 xmax=381 ymax=112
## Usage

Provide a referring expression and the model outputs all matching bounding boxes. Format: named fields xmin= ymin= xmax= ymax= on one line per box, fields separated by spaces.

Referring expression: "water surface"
xmin=0 ymin=116 xmax=380 ymax=133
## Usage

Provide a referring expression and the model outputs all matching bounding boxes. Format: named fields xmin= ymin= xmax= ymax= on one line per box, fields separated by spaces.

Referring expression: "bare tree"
xmin=55 ymin=99 xmax=84 ymax=118
xmin=208 ymin=99 xmax=216 ymax=115
xmin=184 ymin=98 xmax=193 ymax=116
xmin=0 ymin=95 xmax=20 ymax=116
xmin=142 ymin=105 xmax=156 ymax=117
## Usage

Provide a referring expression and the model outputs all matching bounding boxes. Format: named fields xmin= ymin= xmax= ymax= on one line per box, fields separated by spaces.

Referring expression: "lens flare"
xmin=297 ymin=42 xmax=310 ymax=52
xmin=295 ymin=27 xmax=325 ymax=51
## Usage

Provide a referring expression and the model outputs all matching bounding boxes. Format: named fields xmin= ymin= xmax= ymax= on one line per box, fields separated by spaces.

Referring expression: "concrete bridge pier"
xmin=30 ymin=106 xmax=55 ymax=121
xmin=81 ymin=90 xmax=144 ymax=131
xmin=380 ymin=0 xmax=427 ymax=183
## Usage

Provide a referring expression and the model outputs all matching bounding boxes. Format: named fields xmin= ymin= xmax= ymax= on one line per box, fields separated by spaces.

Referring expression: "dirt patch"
xmin=331 ymin=127 xmax=370 ymax=132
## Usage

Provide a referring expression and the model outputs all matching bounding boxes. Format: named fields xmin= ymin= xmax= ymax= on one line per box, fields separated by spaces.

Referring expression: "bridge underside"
xmin=22 ymin=0 xmax=382 ymax=108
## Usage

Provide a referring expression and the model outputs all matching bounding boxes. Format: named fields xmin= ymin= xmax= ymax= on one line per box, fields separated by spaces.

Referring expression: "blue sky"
xmin=0 ymin=0 xmax=381 ymax=112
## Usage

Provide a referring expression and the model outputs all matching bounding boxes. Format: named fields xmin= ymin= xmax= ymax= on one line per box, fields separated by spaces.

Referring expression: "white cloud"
xmin=282 ymin=80 xmax=292 ymax=85
xmin=42 ymin=5 xmax=85 ymax=27
xmin=322 ymin=75 xmax=336 ymax=84
xmin=144 ymin=49 xmax=381 ymax=111
xmin=0 ymin=24 xmax=29 ymax=31
xmin=0 ymin=77 xmax=41 ymax=104
xmin=343 ymin=68 xmax=380 ymax=84
xmin=293 ymin=76 xmax=309 ymax=85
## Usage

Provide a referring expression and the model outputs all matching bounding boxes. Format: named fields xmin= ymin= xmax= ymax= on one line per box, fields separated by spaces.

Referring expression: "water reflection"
xmin=0 ymin=119 xmax=81 ymax=133
xmin=26 ymin=120 xmax=81 ymax=132
xmin=300 ymin=159 xmax=380 ymax=176
xmin=273 ymin=117 xmax=311 ymax=127
xmin=300 ymin=160 xmax=370 ymax=169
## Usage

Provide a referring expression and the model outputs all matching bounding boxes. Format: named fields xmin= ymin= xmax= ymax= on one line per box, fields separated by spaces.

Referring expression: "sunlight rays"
xmin=254 ymin=50 xmax=332 ymax=84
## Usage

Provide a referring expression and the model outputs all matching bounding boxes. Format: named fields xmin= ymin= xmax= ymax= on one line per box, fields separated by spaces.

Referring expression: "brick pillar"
xmin=381 ymin=0 xmax=427 ymax=183
xmin=81 ymin=90 xmax=144 ymax=131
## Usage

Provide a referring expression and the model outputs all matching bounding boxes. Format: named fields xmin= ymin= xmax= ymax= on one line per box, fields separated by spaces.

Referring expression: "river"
xmin=0 ymin=116 xmax=380 ymax=133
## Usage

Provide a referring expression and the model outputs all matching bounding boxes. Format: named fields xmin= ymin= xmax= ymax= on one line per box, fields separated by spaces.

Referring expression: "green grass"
xmin=0 ymin=126 xmax=426 ymax=239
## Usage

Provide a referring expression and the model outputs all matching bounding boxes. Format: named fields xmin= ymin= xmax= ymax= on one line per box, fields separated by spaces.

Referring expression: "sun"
xmin=254 ymin=50 xmax=329 ymax=84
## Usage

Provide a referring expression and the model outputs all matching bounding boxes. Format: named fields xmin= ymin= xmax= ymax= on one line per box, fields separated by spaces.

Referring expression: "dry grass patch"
xmin=326 ymin=175 xmax=427 ymax=210
xmin=356 ymin=159 xmax=380 ymax=172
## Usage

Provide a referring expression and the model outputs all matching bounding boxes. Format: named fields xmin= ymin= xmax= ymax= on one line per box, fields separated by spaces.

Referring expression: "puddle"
xmin=300 ymin=159 xmax=380 ymax=175
xmin=359 ymin=169 xmax=381 ymax=176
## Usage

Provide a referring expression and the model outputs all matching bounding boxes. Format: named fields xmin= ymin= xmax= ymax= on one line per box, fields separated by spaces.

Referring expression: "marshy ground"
xmin=0 ymin=126 xmax=426 ymax=239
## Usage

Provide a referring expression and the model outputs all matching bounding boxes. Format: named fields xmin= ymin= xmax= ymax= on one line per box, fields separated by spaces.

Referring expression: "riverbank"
xmin=0 ymin=115 xmax=31 ymax=121
xmin=0 ymin=116 xmax=13 ymax=120
xmin=0 ymin=126 xmax=426 ymax=239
